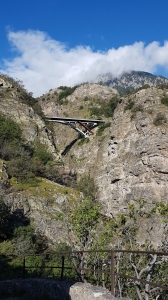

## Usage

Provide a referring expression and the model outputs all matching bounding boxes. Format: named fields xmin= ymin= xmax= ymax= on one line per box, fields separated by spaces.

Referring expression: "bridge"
xmin=45 ymin=116 xmax=107 ymax=138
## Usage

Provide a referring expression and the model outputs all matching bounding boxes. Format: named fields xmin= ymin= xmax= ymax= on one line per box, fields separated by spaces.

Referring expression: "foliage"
xmin=0 ymin=113 xmax=66 ymax=185
xmin=0 ymin=197 xmax=11 ymax=241
xmin=156 ymin=83 xmax=168 ymax=89
xmin=78 ymin=137 xmax=89 ymax=146
xmin=161 ymin=96 xmax=168 ymax=106
xmin=134 ymin=84 xmax=150 ymax=93
xmin=70 ymin=198 xmax=100 ymax=248
xmin=97 ymin=122 xmax=111 ymax=136
xmin=0 ymin=114 xmax=22 ymax=147
xmin=89 ymin=96 xmax=119 ymax=118
xmin=0 ymin=74 xmax=44 ymax=119
xmin=132 ymin=103 xmax=143 ymax=112
xmin=33 ymin=142 xmax=53 ymax=165
xmin=57 ymin=86 xmax=78 ymax=104
xmin=124 ymin=99 xmax=134 ymax=111
xmin=76 ymin=174 xmax=98 ymax=200
xmin=153 ymin=112 xmax=167 ymax=126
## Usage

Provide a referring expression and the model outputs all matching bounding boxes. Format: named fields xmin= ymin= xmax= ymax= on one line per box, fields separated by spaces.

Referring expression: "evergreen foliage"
xmin=89 ymin=95 xmax=119 ymax=118
xmin=0 ymin=113 xmax=66 ymax=185
xmin=96 ymin=122 xmax=111 ymax=136
xmin=57 ymin=85 xmax=78 ymax=104
xmin=161 ymin=96 xmax=168 ymax=106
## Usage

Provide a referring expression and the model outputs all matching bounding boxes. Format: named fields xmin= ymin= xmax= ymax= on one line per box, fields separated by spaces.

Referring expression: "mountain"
xmin=39 ymin=81 xmax=168 ymax=250
xmin=0 ymin=74 xmax=168 ymax=249
xmin=1 ymin=74 xmax=168 ymax=298
xmin=94 ymin=70 xmax=168 ymax=93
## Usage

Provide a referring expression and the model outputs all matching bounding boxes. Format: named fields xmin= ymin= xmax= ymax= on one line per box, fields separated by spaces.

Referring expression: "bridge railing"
xmin=0 ymin=249 xmax=168 ymax=297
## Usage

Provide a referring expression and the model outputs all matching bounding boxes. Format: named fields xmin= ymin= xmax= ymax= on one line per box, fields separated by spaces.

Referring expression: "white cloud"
xmin=1 ymin=30 xmax=168 ymax=96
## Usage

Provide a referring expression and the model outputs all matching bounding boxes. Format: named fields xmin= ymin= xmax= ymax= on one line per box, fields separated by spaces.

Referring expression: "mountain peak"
xmin=94 ymin=70 xmax=168 ymax=93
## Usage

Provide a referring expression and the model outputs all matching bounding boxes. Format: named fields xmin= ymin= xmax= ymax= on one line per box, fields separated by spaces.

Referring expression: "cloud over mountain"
xmin=1 ymin=30 xmax=168 ymax=96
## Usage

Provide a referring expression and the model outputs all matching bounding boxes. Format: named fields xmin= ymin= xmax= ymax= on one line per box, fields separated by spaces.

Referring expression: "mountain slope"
xmin=94 ymin=71 xmax=168 ymax=93
xmin=1 ymin=74 xmax=168 ymax=251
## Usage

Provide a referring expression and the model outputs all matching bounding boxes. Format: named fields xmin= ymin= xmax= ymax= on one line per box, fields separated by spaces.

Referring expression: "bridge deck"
xmin=45 ymin=116 xmax=106 ymax=123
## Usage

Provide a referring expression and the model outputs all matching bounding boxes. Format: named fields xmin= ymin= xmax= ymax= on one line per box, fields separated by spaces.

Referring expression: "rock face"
xmin=1 ymin=74 xmax=168 ymax=248
xmin=40 ymin=84 xmax=168 ymax=247
xmin=97 ymin=87 xmax=168 ymax=215
xmin=0 ymin=159 xmax=81 ymax=244
xmin=41 ymin=84 xmax=168 ymax=215
xmin=0 ymin=77 xmax=57 ymax=157
xmin=69 ymin=282 xmax=130 ymax=300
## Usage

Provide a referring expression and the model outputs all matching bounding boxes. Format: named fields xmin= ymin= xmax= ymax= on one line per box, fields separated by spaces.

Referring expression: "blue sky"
xmin=1 ymin=0 xmax=168 ymax=96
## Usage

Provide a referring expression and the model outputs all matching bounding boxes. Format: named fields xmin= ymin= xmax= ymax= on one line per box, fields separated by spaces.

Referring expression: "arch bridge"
xmin=45 ymin=116 xmax=107 ymax=138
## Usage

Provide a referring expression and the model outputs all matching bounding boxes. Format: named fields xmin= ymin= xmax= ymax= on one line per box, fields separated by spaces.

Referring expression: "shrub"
xmin=89 ymin=106 xmax=102 ymax=117
xmin=97 ymin=122 xmax=111 ymax=136
xmin=76 ymin=174 xmax=98 ymax=200
xmin=0 ymin=197 xmax=11 ymax=241
xmin=124 ymin=99 xmax=134 ymax=111
xmin=0 ymin=114 xmax=22 ymax=146
xmin=34 ymin=143 xmax=53 ymax=165
xmin=7 ymin=156 xmax=31 ymax=181
xmin=89 ymin=96 xmax=119 ymax=118
xmin=161 ymin=96 xmax=168 ymax=106
xmin=78 ymin=137 xmax=89 ymax=146
xmin=153 ymin=112 xmax=167 ymax=126
xmin=132 ymin=104 xmax=143 ymax=112
xmin=134 ymin=84 xmax=150 ymax=93
xmin=57 ymin=86 xmax=78 ymax=102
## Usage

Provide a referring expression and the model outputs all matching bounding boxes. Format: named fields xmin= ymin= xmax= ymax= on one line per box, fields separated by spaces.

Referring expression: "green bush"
xmin=153 ymin=112 xmax=167 ymax=126
xmin=97 ymin=122 xmax=111 ymax=136
xmin=0 ymin=114 xmax=22 ymax=146
xmin=161 ymin=96 xmax=168 ymax=106
xmin=124 ymin=99 xmax=134 ymax=111
xmin=34 ymin=142 xmax=53 ymax=165
xmin=7 ymin=155 xmax=31 ymax=181
xmin=78 ymin=137 xmax=89 ymax=146
xmin=0 ymin=197 xmax=11 ymax=241
xmin=134 ymin=84 xmax=150 ymax=93
xmin=76 ymin=174 xmax=98 ymax=200
xmin=89 ymin=96 xmax=119 ymax=118
xmin=57 ymin=86 xmax=78 ymax=103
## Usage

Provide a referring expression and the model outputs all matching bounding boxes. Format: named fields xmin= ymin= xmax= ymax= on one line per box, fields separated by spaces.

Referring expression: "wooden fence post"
xmin=23 ymin=256 xmax=25 ymax=279
xmin=111 ymin=249 xmax=115 ymax=296
xmin=60 ymin=255 xmax=65 ymax=281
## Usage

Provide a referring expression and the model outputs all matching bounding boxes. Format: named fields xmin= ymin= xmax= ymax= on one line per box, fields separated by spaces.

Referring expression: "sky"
xmin=1 ymin=0 xmax=168 ymax=96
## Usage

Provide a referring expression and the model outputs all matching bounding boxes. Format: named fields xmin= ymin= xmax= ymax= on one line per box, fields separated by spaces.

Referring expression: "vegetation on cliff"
xmin=1 ymin=74 xmax=168 ymax=299
xmin=0 ymin=113 xmax=64 ymax=185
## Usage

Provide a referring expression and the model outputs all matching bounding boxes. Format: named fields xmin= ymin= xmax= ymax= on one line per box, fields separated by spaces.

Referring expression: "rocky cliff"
xmin=39 ymin=82 xmax=168 ymax=248
xmin=0 ymin=75 xmax=57 ymax=157
xmin=1 ymin=74 xmax=168 ymax=249
xmin=40 ymin=83 xmax=168 ymax=210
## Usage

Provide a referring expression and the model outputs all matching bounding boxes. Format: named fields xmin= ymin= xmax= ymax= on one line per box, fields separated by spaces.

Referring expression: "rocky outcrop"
xmin=0 ymin=79 xmax=57 ymax=157
xmin=3 ymin=177 xmax=81 ymax=243
xmin=69 ymin=282 xmax=130 ymax=300
xmin=40 ymin=84 xmax=168 ymax=247
xmin=97 ymin=87 xmax=168 ymax=214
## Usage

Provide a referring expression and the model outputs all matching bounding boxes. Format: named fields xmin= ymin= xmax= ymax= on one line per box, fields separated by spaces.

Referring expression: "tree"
xmin=0 ymin=197 xmax=11 ymax=241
